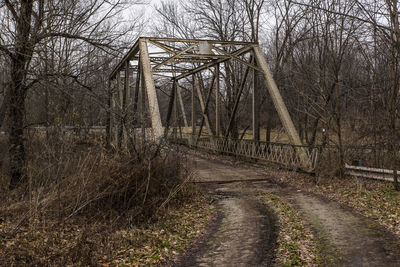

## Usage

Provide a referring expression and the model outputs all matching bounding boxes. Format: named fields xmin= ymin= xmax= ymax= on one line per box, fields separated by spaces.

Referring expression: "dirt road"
xmin=170 ymin=154 xmax=400 ymax=267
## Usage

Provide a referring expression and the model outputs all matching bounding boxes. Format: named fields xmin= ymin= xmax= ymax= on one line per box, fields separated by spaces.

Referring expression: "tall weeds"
xmin=1 ymin=130 xmax=191 ymax=226
xmin=0 ymin=131 xmax=195 ymax=265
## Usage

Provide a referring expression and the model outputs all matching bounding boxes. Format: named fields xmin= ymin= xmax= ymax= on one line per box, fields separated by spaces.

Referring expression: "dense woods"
xmin=0 ymin=1 xmax=400 ymax=189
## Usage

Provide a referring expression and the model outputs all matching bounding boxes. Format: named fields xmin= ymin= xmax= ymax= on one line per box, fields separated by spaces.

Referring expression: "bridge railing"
xmin=172 ymin=134 xmax=396 ymax=176
xmin=175 ymin=134 xmax=319 ymax=171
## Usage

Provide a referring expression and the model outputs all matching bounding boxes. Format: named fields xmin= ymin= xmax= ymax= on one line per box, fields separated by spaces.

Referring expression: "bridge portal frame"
xmin=108 ymin=37 xmax=309 ymax=169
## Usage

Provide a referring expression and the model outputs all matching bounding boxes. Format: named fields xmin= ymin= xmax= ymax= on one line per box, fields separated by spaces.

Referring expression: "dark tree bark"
xmin=387 ymin=0 xmax=400 ymax=191
xmin=0 ymin=88 xmax=9 ymax=129
xmin=8 ymin=0 xmax=34 ymax=189
xmin=1 ymin=0 xmax=135 ymax=189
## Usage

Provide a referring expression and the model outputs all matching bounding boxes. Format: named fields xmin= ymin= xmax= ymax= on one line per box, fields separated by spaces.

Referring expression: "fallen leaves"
xmin=0 ymin=194 xmax=213 ymax=266
xmin=96 ymin=200 xmax=213 ymax=266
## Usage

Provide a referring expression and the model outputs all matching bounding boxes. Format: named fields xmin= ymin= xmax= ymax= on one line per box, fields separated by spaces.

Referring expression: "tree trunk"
xmin=7 ymin=0 xmax=34 ymax=189
xmin=387 ymin=0 xmax=400 ymax=191
xmin=390 ymin=46 xmax=400 ymax=191
xmin=390 ymin=107 xmax=399 ymax=191
xmin=266 ymin=111 xmax=272 ymax=143
xmin=0 ymin=88 xmax=9 ymax=129
xmin=390 ymin=59 xmax=399 ymax=190
xmin=8 ymin=66 xmax=27 ymax=189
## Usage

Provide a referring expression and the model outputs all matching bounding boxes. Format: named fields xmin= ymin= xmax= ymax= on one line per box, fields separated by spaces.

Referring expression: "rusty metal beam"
xmin=109 ymin=37 xmax=309 ymax=168
xmin=129 ymin=67 xmax=187 ymax=73
xmin=153 ymin=69 xmax=184 ymax=73
xmin=140 ymin=66 xmax=145 ymax=141
xmin=109 ymin=40 xmax=139 ymax=80
xmin=252 ymin=55 xmax=260 ymax=141
xmin=224 ymin=60 xmax=251 ymax=138
xmin=110 ymin=37 xmax=257 ymax=81
xmin=148 ymin=37 xmax=257 ymax=46
xmin=176 ymin=54 xmax=229 ymax=59
xmin=152 ymin=73 xmax=180 ymax=78
xmin=164 ymin=79 xmax=176 ymax=138
xmin=125 ymin=61 xmax=130 ymax=107
xmin=176 ymin=81 xmax=189 ymax=130
xmin=132 ymin=56 xmax=141 ymax=128
xmin=191 ymin=75 xmax=196 ymax=139
xmin=175 ymin=45 xmax=253 ymax=80
xmin=123 ymin=61 xmax=130 ymax=146
xmin=148 ymin=39 xmax=178 ymax=55
xmin=174 ymin=80 xmax=178 ymax=138
xmin=212 ymin=45 xmax=262 ymax=72
xmin=139 ymin=38 xmax=163 ymax=141
xmin=253 ymin=45 xmax=311 ymax=170
xmin=215 ymin=63 xmax=220 ymax=136
xmin=196 ymin=74 xmax=216 ymax=142
xmin=141 ymin=53 xmax=230 ymax=60
xmin=153 ymin=43 xmax=198 ymax=70
xmin=117 ymin=72 xmax=123 ymax=149
xmin=195 ymin=75 xmax=214 ymax=138
xmin=132 ymin=56 xmax=215 ymax=63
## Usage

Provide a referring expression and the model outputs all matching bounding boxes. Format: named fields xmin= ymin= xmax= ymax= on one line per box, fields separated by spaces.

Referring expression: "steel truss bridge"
xmin=108 ymin=37 xmax=314 ymax=171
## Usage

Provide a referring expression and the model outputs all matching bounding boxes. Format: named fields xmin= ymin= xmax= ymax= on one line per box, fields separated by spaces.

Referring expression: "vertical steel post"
xmin=139 ymin=38 xmax=163 ymax=141
xmin=176 ymin=83 xmax=189 ymax=132
xmin=117 ymin=72 xmax=123 ymax=149
xmin=215 ymin=63 xmax=220 ymax=137
xmin=191 ymin=75 xmax=196 ymax=144
xmin=163 ymin=78 xmax=176 ymax=138
xmin=123 ymin=61 xmax=130 ymax=146
xmin=174 ymin=79 xmax=178 ymax=138
xmin=133 ymin=57 xmax=141 ymax=139
xmin=140 ymin=67 xmax=146 ymax=142
xmin=111 ymin=79 xmax=118 ymax=146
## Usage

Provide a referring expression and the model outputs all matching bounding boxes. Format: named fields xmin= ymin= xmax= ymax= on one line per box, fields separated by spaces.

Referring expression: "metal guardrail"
xmin=345 ymin=164 xmax=396 ymax=182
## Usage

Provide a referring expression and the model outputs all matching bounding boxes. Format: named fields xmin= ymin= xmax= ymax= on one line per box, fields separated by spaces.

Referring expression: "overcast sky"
xmin=139 ymin=0 xmax=161 ymax=17
xmin=121 ymin=0 xmax=164 ymax=36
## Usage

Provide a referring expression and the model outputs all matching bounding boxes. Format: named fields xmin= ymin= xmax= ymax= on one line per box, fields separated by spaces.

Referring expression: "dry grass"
xmin=268 ymin=169 xmax=400 ymax=238
xmin=259 ymin=193 xmax=320 ymax=266
xmin=0 ymin=131 xmax=202 ymax=266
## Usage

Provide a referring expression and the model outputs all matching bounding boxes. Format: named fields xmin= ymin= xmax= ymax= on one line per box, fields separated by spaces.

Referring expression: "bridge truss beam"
xmin=108 ymin=37 xmax=312 ymax=170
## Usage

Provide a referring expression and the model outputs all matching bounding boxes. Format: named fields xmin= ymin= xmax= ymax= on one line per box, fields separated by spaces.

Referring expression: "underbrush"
xmin=0 ymin=133 xmax=204 ymax=266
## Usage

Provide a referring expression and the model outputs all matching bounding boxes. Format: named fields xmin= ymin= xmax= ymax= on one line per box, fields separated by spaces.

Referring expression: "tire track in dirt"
xmin=169 ymin=158 xmax=277 ymax=267
xmin=170 ymin=155 xmax=400 ymax=266
xmin=276 ymin=190 xmax=400 ymax=266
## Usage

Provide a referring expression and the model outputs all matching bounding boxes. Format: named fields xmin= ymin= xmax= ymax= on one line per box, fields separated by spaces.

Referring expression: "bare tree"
xmin=152 ymin=0 xmax=400 ymax=189
xmin=0 ymin=0 xmax=141 ymax=189
xmin=384 ymin=0 xmax=400 ymax=190
xmin=288 ymin=0 xmax=400 ymax=186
